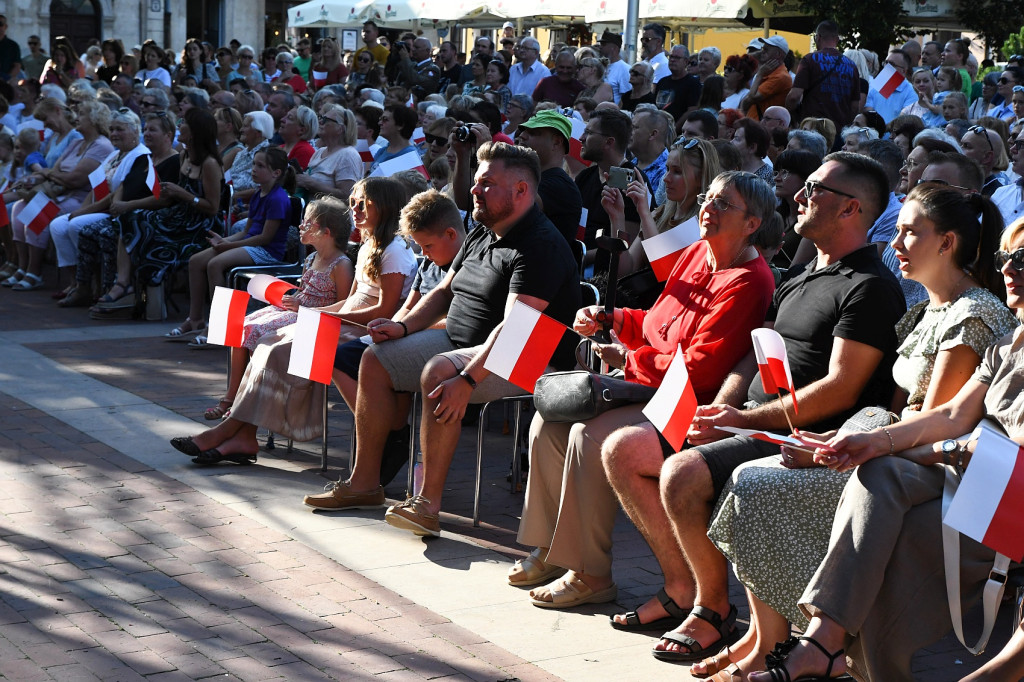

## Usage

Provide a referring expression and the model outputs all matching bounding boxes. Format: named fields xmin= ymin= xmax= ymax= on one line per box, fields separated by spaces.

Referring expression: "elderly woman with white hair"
xmin=53 ymin=108 xmax=153 ymax=307
xmin=621 ymin=62 xmax=657 ymax=112
xmin=226 ymin=110 xmax=273 ymax=227
xmin=33 ymin=97 xmax=82 ymax=168
xmin=294 ymin=103 xmax=362 ymax=202
xmin=840 ymin=125 xmax=879 ymax=154
xmin=5 ymin=100 xmax=114 ymax=292
xmin=577 ymin=57 xmax=613 ymax=104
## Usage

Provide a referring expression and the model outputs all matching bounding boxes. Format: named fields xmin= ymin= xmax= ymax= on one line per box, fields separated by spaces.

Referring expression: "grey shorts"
xmin=694 ymin=435 xmax=781 ymax=499
xmin=369 ymin=328 xmax=527 ymax=404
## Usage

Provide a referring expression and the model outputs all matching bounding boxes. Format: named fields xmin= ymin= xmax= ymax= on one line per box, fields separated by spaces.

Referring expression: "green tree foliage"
xmin=956 ymin=1 xmax=1024 ymax=58
xmin=1002 ymin=26 xmax=1024 ymax=61
xmin=797 ymin=0 xmax=913 ymax=57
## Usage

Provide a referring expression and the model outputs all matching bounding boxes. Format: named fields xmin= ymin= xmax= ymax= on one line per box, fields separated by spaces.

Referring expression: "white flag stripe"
xmin=716 ymin=426 xmax=807 ymax=447
xmin=206 ymin=287 xmax=236 ymax=346
xmin=943 ymin=427 xmax=1017 ymax=540
xmin=751 ymin=328 xmax=793 ymax=384
xmin=88 ymin=165 xmax=106 ymax=188
xmin=370 ymin=151 xmax=423 ymax=177
xmin=483 ymin=301 xmax=540 ymax=380
xmin=287 ymin=307 xmax=320 ymax=379
xmin=642 ymin=344 xmax=688 ymax=431
xmin=642 ymin=217 xmax=700 ymax=262
xmin=570 ymin=117 xmax=585 ymax=142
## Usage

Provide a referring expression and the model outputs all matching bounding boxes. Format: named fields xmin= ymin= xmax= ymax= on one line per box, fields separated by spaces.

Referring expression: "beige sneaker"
xmin=303 ymin=480 xmax=386 ymax=510
xmin=384 ymin=495 xmax=440 ymax=537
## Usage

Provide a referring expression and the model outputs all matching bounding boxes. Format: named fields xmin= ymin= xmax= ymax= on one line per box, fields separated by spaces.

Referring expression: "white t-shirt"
xmin=353 ymin=235 xmax=418 ymax=301
xmin=721 ymin=89 xmax=749 ymax=111
xmin=644 ymin=53 xmax=669 ymax=83
xmin=604 ymin=60 xmax=632 ymax=103
xmin=306 ymin=146 xmax=362 ymax=188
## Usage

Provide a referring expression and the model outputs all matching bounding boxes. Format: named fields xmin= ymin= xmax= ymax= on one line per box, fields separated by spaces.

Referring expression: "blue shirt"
xmin=865 ymin=79 xmax=918 ymax=123
xmin=508 ymin=61 xmax=548 ymax=97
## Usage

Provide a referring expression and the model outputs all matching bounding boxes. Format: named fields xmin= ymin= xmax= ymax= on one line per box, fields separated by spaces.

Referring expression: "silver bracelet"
xmin=880 ymin=426 xmax=895 ymax=455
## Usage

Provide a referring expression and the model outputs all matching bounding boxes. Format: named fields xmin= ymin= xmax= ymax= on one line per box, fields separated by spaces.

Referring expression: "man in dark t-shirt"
xmin=786 ymin=20 xmax=860 ymax=128
xmin=515 ymin=110 xmax=583 ymax=261
xmin=0 ymin=16 xmax=20 ymax=82
xmin=603 ymin=152 xmax=905 ymax=641
xmin=306 ymin=143 xmax=580 ymax=540
xmin=655 ymin=45 xmax=701 ymax=125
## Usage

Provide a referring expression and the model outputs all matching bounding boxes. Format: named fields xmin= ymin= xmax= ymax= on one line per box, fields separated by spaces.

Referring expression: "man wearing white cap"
xmin=739 ymin=35 xmax=791 ymax=121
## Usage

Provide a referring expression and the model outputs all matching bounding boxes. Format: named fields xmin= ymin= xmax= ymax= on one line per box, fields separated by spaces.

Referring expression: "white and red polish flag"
xmin=484 ymin=300 xmax=570 ymax=393
xmin=312 ymin=70 xmax=328 ymax=89
xmin=752 ymin=328 xmax=798 ymax=413
xmin=247 ymin=274 xmax=294 ymax=308
xmin=568 ymin=117 xmax=592 ymax=167
xmin=870 ymin=63 xmax=906 ymax=99
xmin=224 ymin=169 xmax=233 ymax=186
xmin=356 ymin=139 xmax=375 ymax=163
xmin=88 ymin=165 xmax=110 ymax=201
xmin=576 ymin=207 xmax=588 ymax=241
xmin=207 ymin=286 xmax=249 ymax=347
xmin=369 ymin=150 xmax=428 ymax=179
xmin=146 ymin=157 xmax=161 ymax=198
xmin=20 ymin=192 xmax=59 ymax=235
xmin=642 ymin=344 xmax=697 ymax=451
xmin=641 ymin=216 xmax=701 ymax=281
xmin=716 ymin=426 xmax=822 ymax=450
xmin=944 ymin=426 xmax=1024 ymax=561
xmin=287 ymin=306 xmax=342 ymax=384
xmin=411 ymin=127 xmax=426 ymax=145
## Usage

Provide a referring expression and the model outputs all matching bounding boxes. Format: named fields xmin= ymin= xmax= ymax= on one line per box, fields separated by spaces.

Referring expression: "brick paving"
xmin=0 ymin=274 xmax=1016 ymax=680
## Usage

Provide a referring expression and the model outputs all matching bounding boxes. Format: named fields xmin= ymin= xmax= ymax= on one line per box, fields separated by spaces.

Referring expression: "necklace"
xmin=709 ymin=245 xmax=751 ymax=272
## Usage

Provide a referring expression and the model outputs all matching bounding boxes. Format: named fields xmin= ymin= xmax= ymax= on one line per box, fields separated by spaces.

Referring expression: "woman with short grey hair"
xmin=295 ymin=103 xmax=362 ymax=201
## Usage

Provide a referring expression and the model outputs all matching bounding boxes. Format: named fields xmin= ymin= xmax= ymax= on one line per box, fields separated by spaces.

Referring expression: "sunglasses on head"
xmin=967 ymin=125 xmax=994 ymax=152
xmin=995 ymin=248 xmax=1024 ymax=272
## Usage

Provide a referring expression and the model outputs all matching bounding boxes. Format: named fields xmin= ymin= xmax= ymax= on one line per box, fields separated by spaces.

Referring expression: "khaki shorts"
xmin=369 ymin=328 xmax=527 ymax=404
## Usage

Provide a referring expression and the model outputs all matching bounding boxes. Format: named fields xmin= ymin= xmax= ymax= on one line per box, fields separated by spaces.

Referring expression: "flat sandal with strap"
xmin=610 ymin=586 xmax=689 ymax=632
xmin=652 ymin=604 xmax=741 ymax=664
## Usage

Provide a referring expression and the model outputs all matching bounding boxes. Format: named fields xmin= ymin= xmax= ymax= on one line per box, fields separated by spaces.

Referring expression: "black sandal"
xmin=762 ymin=636 xmax=846 ymax=682
xmin=611 ymin=587 xmax=689 ymax=632
xmin=652 ymin=604 xmax=740 ymax=664
xmin=191 ymin=449 xmax=257 ymax=466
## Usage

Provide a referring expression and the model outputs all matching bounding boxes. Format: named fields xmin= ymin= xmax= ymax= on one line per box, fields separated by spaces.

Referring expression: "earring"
xmin=938 ymin=249 xmax=944 ymax=255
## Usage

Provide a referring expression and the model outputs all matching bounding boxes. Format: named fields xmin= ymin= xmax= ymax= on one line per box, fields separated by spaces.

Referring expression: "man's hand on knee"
xmin=427 ymin=375 xmax=472 ymax=425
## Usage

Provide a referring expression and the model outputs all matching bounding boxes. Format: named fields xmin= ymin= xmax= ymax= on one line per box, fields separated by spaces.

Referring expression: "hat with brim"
xmin=519 ymin=109 xmax=572 ymax=144
xmin=598 ymin=31 xmax=622 ymax=48
xmin=758 ymin=35 xmax=789 ymax=53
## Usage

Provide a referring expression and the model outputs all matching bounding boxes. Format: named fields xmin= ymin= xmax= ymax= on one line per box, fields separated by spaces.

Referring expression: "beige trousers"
xmin=517 ymin=404 xmax=648 ymax=578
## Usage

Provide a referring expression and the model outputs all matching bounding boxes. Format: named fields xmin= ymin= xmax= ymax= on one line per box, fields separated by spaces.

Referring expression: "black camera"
xmin=392 ymin=40 xmax=408 ymax=52
xmin=453 ymin=125 xmax=473 ymax=143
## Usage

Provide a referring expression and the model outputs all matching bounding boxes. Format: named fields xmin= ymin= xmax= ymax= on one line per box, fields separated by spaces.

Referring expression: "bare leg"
xmin=347 ymin=348 xmax=400 ymax=490
xmin=656 ymin=449 xmax=733 ymax=654
xmin=602 ymin=424 xmax=696 ymax=625
xmin=14 ymin=239 xmax=27 ymax=270
xmin=416 ymin=355 xmax=465 ymax=514
xmin=206 ymin=249 xmax=253 ymax=294
xmin=747 ymin=615 xmax=848 ymax=682
xmin=226 ymin=348 xmax=249 ymax=402
xmin=711 ymin=589 xmax=789 ymax=680
xmin=190 ymin=417 xmax=247 ymax=451
xmin=207 ymin=422 xmax=259 ymax=457
xmin=26 ymin=243 xmax=44 ymax=278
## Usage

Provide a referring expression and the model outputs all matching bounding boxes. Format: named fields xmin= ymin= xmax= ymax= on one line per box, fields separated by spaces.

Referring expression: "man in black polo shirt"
xmin=516 ymin=109 xmax=583 ymax=256
xmin=602 ymin=152 xmax=905 ymax=649
xmin=305 ymin=142 xmax=581 ymax=539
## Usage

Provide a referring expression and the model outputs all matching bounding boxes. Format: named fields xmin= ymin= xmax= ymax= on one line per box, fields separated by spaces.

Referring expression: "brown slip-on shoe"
xmin=384 ymin=495 xmax=440 ymax=537
xmin=303 ymin=480 xmax=386 ymax=510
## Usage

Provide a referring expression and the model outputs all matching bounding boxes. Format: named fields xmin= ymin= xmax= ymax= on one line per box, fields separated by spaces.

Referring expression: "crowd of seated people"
xmin=4 ymin=20 xmax=1024 ymax=679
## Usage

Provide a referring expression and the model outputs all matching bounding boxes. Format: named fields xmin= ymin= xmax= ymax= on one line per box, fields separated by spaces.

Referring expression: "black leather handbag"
xmin=533 ymin=370 xmax=656 ymax=423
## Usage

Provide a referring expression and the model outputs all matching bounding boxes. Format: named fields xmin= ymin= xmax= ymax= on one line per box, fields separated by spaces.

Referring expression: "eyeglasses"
xmin=349 ymin=198 xmax=368 ymax=211
xmin=582 ymin=127 xmax=606 ymax=138
xmin=999 ymin=77 xmax=1016 ymax=85
xmin=425 ymin=133 xmax=446 ymax=146
xmin=697 ymin=193 xmax=751 ymax=215
xmin=723 ymin=65 xmax=735 ymax=73
xmin=141 ymin=99 xmax=158 ymax=107
xmin=239 ymin=54 xmax=254 ymax=60
xmin=1011 ymin=139 xmax=1024 ymax=152
xmin=672 ymin=137 xmax=701 ymax=151
xmin=773 ymin=168 xmax=791 ymax=181
xmin=967 ymin=125 xmax=994 ymax=152
xmin=803 ymin=180 xmax=861 ymax=207
xmin=629 ymin=70 xmax=644 ymax=77
xmin=117 ymin=107 xmax=132 ymax=114
xmin=923 ymin=178 xmax=972 ymax=192
xmin=639 ymin=37 xmax=652 ymax=44
xmin=687 ymin=60 xmax=698 ymax=67
xmin=319 ymin=116 xmax=343 ymax=125
xmin=995 ymin=248 xmax=1024 ymax=272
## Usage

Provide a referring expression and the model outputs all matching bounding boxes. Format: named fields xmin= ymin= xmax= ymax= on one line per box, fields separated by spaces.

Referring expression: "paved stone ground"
xmin=0 ymin=273 xmax=1017 ymax=681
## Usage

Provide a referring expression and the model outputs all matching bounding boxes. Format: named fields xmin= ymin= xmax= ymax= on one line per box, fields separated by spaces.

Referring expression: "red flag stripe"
xmin=659 ymin=386 xmax=697 ymax=451
xmin=0 ymin=201 xmax=9 ymax=229
xmin=224 ymin=291 xmax=249 ymax=346
xmin=507 ymin=314 xmax=565 ymax=393
xmin=982 ymin=445 xmax=1024 ymax=559
xmin=264 ymin=280 xmax=293 ymax=307
xmin=309 ymin=314 xmax=342 ymax=384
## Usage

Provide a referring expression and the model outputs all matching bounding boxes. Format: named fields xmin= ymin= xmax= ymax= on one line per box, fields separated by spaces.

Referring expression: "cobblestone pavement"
xmin=0 ymin=278 xmax=1014 ymax=680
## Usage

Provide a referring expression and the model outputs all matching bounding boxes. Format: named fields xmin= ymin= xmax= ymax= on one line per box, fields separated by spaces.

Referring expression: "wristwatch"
xmin=941 ymin=439 xmax=966 ymax=470
xmin=458 ymin=370 xmax=478 ymax=389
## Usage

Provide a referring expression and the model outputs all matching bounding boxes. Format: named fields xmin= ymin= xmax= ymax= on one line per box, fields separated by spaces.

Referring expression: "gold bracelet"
xmin=880 ymin=426 xmax=895 ymax=455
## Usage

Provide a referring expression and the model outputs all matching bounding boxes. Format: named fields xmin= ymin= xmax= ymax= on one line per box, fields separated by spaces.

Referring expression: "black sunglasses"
xmin=995 ymin=248 xmax=1024 ymax=272
xmin=999 ymin=77 xmax=1016 ymax=85
xmin=424 ymin=133 xmax=446 ymax=145
xmin=967 ymin=125 xmax=994 ymax=152
xmin=803 ymin=180 xmax=862 ymax=211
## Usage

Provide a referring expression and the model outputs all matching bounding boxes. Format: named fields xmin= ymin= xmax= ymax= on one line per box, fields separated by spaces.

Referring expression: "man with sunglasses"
xmin=639 ymin=23 xmax=669 ymax=84
xmin=990 ymin=67 xmax=1024 ymax=122
xmin=621 ymin=153 xmax=904 ymax=655
xmin=655 ymin=45 xmax=700 ymax=125
xmin=20 ymin=35 xmax=45 ymax=82
xmin=293 ymin=39 xmax=312 ymax=81
xmin=990 ymin=128 xmax=1024 ymax=227
xmin=959 ymin=125 xmax=1007 ymax=197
